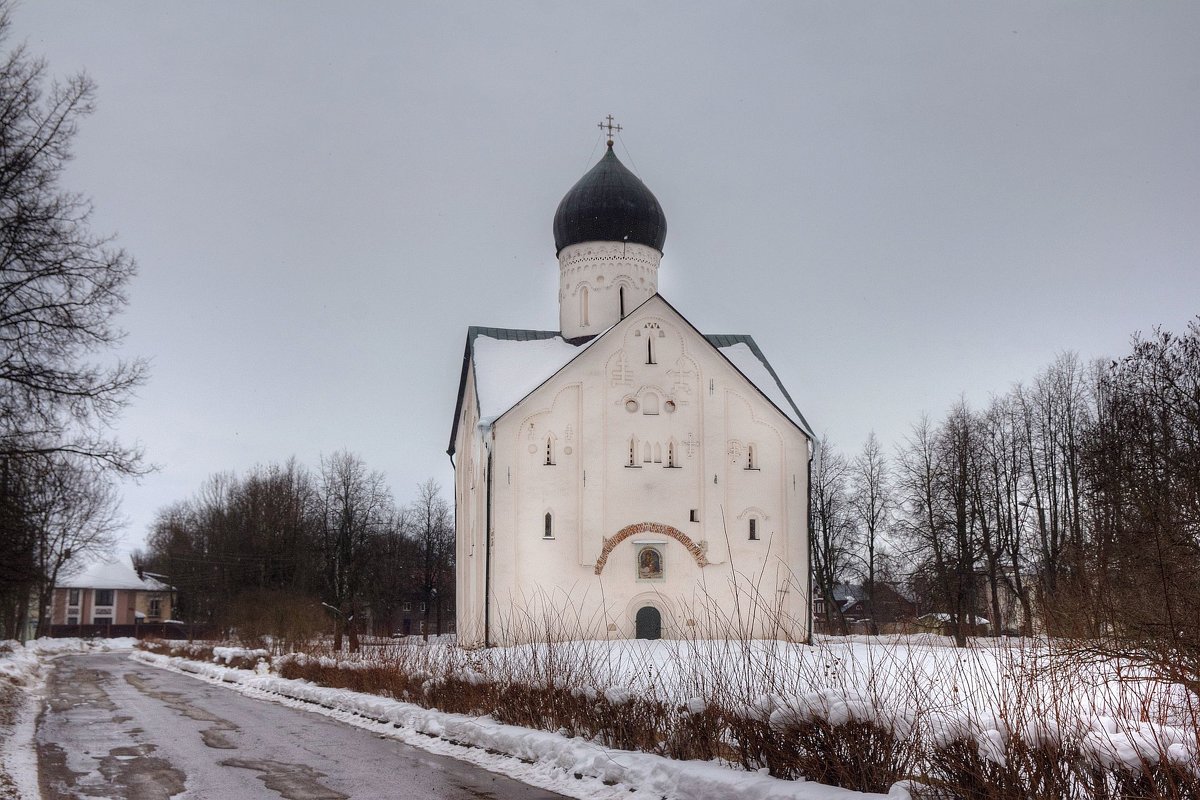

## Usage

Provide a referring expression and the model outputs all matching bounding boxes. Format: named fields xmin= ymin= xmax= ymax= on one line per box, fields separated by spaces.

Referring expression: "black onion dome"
xmin=553 ymin=144 xmax=667 ymax=255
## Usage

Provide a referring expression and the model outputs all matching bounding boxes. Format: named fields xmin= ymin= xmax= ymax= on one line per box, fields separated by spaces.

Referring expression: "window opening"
xmin=689 ymin=509 xmax=699 ymax=522
xmin=747 ymin=444 xmax=757 ymax=470
xmin=628 ymin=437 xmax=637 ymax=466
xmin=544 ymin=512 xmax=553 ymax=539
xmin=581 ymin=286 xmax=590 ymax=326
xmin=667 ymin=441 xmax=677 ymax=468
xmin=647 ymin=336 xmax=656 ymax=364
xmin=642 ymin=393 xmax=659 ymax=414
xmin=619 ymin=286 xmax=625 ymax=318
xmin=95 ymin=589 xmax=114 ymax=607
xmin=653 ymin=443 xmax=662 ymax=463
xmin=68 ymin=589 xmax=80 ymax=606
xmin=643 ymin=442 xmax=652 ymax=463
xmin=545 ymin=436 xmax=555 ymax=465
xmin=749 ymin=518 xmax=758 ymax=540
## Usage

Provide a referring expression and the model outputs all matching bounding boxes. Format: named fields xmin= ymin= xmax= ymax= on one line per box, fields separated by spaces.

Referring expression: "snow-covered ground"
xmin=0 ymin=638 xmax=139 ymax=800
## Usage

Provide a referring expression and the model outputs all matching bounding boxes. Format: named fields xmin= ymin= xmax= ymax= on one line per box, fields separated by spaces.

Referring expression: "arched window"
xmin=647 ymin=335 xmax=656 ymax=364
xmin=619 ymin=286 xmax=626 ymax=318
xmin=580 ymin=286 xmax=590 ymax=327
xmin=628 ymin=437 xmax=637 ymax=467
xmin=545 ymin=436 xmax=556 ymax=465
xmin=642 ymin=393 xmax=659 ymax=415
xmin=544 ymin=512 xmax=553 ymax=539
xmin=667 ymin=440 xmax=677 ymax=468
xmin=643 ymin=442 xmax=652 ymax=463
xmin=747 ymin=444 xmax=758 ymax=470
xmin=653 ymin=443 xmax=662 ymax=463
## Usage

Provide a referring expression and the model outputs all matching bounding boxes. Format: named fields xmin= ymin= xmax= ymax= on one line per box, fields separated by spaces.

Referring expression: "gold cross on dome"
xmin=598 ymin=114 xmax=622 ymax=145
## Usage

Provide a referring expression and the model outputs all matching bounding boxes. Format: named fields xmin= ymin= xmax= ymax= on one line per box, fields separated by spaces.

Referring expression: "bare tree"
xmin=849 ymin=431 xmax=890 ymax=629
xmin=811 ymin=435 xmax=854 ymax=634
xmin=409 ymin=479 xmax=453 ymax=639
xmin=31 ymin=456 xmax=121 ymax=635
xmin=0 ymin=4 xmax=146 ymax=635
xmin=0 ymin=5 xmax=146 ymax=472
xmin=315 ymin=451 xmax=393 ymax=652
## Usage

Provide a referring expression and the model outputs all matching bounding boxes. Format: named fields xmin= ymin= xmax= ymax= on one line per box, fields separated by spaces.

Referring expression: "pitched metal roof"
xmin=448 ymin=298 xmax=815 ymax=455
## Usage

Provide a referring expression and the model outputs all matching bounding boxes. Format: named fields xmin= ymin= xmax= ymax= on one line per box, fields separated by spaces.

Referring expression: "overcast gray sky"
xmin=12 ymin=2 xmax=1200 ymax=556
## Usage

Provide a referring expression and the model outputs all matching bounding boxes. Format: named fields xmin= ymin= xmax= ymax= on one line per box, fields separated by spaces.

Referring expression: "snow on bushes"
xmin=138 ymin=635 xmax=1200 ymax=799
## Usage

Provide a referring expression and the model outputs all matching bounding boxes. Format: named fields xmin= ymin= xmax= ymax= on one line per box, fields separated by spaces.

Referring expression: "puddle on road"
xmin=124 ymin=672 xmax=239 ymax=749
xmin=96 ymin=744 xmax=186 ymax=800
xmin=221 ymin=759 xmax=349 ymax=800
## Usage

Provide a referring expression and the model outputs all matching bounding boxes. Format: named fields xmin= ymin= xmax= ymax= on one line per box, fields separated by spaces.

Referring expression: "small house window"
xmin=95 ymin=589 xmax=114 ymax=607
xmin=689 ymin=509 xmax=699 ymax=522
xmin=148 ymin=597 xmax=161 ymax=617
xmin=68 ymin=589 xmax=80 ymax=606
xmin=67 ymin=616 xmax=78 ymax=625
xmin=544 ymin=512 xmax=553 ymax=539
xmin=749 ymin=519 xmax=758 ymax=541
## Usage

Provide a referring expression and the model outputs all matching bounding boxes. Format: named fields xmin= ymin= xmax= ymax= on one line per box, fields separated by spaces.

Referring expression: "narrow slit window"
xmin=628 ymin=438 xmax=637 ymax=466
xmin=619 ymin=286 xmax=625 ymax=318
xmin=667 ymin=441 xmax=676 ymax=468
xmin=544 ymin=512 xmax=553 ymax=539
xmin=643 ymin=442 xmax=652 ymax=463
xmin=545 ymin=436 xmax=555 ymax=465
xmin=747 ymin=444 xmax=757 ymax=470
xmin=653 ymin=443 xmax=662 ymax=463
xmin=647 ymin=336 xmax=656 ymax=364
xmin=581 ymin=286 xmax=590 ymax=327
xmin=689 ymin=509 xmax=699 ymax=522
xmin=749 ymin=518 xmax=758 ymax=541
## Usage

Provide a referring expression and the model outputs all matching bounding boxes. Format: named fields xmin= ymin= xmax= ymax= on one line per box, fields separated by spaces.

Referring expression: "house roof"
xmin=58 ymin=560 xmax=174 ymax=592
xmin=448 ymin=295 xmax=815 ymax=455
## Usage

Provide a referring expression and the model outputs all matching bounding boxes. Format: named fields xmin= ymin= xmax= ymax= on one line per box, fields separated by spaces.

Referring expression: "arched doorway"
xmin=635 ymin=606 xmax=661 ymax=640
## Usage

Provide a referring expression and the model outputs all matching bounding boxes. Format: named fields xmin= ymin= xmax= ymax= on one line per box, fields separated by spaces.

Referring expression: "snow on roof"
xmin=717 ymin=342 xmax=808 ymax=432
xmin=58 ymin=560 xmax=173 ymax=591
xmin=472 ymin=334 xmax=584 ymax=425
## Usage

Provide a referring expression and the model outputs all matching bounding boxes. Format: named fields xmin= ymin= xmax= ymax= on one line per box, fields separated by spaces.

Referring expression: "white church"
xmin=450 ymin=129 xmax=815 ymax=647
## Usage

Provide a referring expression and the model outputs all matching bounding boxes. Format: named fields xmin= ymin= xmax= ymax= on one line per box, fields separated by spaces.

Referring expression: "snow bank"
xmin=132 ymin=650 xmax=898 ymax=800
xmin=211 ymin=646 xmax=269 ymax=664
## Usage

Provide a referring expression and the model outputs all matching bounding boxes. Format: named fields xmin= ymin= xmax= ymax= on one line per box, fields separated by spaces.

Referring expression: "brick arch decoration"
xmin=594 ymin=522 xmax=710 ymax=576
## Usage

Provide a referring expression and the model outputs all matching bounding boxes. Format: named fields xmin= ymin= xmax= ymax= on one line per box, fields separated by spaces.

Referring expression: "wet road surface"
xmin=37 ymin=652 xmax=567 ymax=799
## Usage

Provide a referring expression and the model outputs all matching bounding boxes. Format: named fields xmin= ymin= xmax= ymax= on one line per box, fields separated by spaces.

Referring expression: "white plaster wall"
xmin=466 ymin=296 xmax=811 ymax=646
xmin=558 ymin=242 xmax=660 ymax=339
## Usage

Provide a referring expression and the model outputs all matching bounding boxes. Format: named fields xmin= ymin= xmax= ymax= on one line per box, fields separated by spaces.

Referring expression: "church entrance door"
xmin=635 ymin=606 xmax=661 ymax=640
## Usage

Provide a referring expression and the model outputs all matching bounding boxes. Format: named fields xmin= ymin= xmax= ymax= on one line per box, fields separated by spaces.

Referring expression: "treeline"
xmin=0 ymin=6 xmax=145 ymax=639
xmin=137 ymin=453 xmax=453 ymax=651
xmin=815 ymin=318 xmax=1200 ymax=664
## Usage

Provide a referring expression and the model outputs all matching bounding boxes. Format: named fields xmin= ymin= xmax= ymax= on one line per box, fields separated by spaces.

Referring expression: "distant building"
xmin=450 ymin=133 xmax=816 ymax=646
xmin=50 ymin=560 xmax=175 ymax=636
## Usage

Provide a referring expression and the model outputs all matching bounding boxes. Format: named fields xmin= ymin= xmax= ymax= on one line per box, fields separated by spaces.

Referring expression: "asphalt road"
xmin=36 ymin=652 xmax=568 ymax=800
